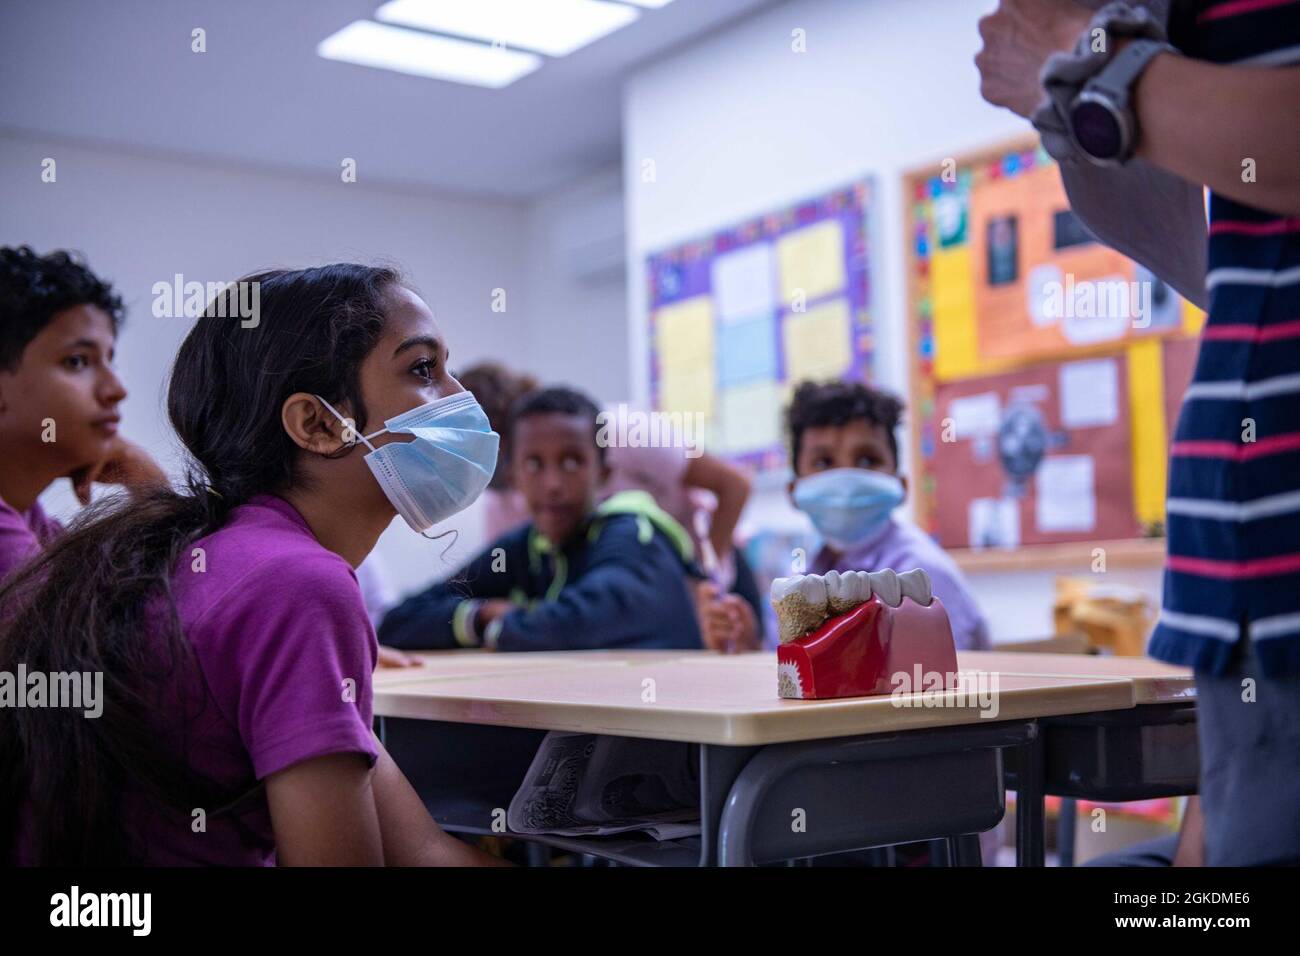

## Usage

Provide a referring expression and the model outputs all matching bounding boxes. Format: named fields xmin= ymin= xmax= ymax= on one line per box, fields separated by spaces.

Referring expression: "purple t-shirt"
xmin=17 ymin=494 xmax=379 ymax=865
xmin=811 ymin=518 xmax=991 ymax=651
xmin=0 ymin=495 xmax=63 ymax=583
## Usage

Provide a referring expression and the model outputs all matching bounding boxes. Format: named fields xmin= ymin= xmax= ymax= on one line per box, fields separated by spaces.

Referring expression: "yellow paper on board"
xmin=660 ymin=363 xmax=714 ymax=419
xmin=655 ymin=296 xmax=715 ymax=418
xmin=655 ymin=295 xmax=714 ymax=363
xmin=929 ymin=247 xmax=982 ymax=381
xmin=716 ymin=380 xmax=784 ymax=453
xmin=783 ymin=298 xmax=852 ymax=381
xmin=1127 ymin=339 xmax=1167 ymax=524
xmin=777 ymin=220 xmax=846 ymax=305
xmin=1182 ymin=298 xmax=1206 ymax=336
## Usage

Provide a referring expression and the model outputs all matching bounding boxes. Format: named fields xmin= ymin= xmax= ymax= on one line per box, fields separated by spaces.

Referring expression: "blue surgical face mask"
xmin=316 ymin=392 xmax=499 ymax=534
xmin=793 ymin=467 xmax=905 ymax=551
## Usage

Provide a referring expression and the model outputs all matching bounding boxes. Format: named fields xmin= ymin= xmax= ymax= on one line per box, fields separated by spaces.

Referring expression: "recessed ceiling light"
xmin=317 ymin=20 xmax=542 ymax=88
xmin=375 ymin=0 xmax=640 ymax=58
xmin=616 ymin=0 xmax=676 ymax=7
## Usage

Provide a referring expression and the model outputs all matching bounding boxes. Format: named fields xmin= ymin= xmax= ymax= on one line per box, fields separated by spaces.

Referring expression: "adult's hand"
xmin=976 ymin=0 xmax=1094 ymax=118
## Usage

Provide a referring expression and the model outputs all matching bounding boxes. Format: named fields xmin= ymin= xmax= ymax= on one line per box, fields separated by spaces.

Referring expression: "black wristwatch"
xmin=1068 ymin=38 xmax=1172 ymax=167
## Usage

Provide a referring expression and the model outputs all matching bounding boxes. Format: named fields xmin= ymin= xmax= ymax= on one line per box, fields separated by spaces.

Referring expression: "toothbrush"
xmin=694 ymin=509 xmax=734 ymax=653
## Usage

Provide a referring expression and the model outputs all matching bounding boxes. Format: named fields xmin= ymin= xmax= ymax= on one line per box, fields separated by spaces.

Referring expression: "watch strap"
xmin=1086 ymin=38 xmax=1174 ymax=107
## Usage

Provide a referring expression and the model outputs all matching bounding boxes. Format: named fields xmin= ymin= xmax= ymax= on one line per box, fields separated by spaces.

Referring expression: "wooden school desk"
xmin=958 ymin=651 xmax=1198 ymax=866
xmin=373 ymin=650 xmax=1137 ymax=866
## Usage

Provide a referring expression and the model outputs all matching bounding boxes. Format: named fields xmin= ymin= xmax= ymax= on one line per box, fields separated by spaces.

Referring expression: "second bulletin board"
xmin=905 ymin=136 xmax=1203 ymax=553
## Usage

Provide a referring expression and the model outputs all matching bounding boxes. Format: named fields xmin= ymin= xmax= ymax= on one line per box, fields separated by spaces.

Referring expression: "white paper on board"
xmin=948 ymin=392 xmax=1001 ymax=440
xmin=1062 ymin=274 xmax=1132 ymax=345
xmin=1036 ymin=454 xmax=1096 ymax=533
xmin=1027 ymin=263 xmax=1064 ymax=328
xmin=969 ymin=497 xmax=1020 ymax=549
xmin=711 ymin=243 xmax=776 ymax=323
xmin=1059 ymin=358 xmax=1119 ymax=429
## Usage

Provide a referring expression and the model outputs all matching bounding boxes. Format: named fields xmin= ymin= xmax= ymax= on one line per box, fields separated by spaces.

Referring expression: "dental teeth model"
xmin=771 ymin=568 xmax=932 ymax=642
xmin=770 ymin=568 xmax=956 ymax=699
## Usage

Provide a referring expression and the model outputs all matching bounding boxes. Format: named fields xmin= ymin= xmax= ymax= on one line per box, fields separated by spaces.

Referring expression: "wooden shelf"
xmin=951 ymin=538 xmax=1167 ymax=574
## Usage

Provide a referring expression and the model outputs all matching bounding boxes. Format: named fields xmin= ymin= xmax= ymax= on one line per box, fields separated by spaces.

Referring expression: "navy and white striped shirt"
xmin=1149 ymin=0 xmax=1300 ymax=676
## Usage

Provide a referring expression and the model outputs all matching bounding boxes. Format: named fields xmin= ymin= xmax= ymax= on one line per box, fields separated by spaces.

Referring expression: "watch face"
xmin=1071 ymin=99 xmax=1124 ymax=161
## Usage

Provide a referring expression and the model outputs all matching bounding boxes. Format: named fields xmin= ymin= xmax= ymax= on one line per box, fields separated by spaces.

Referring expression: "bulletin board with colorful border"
xmin=905 ymin=137 xmax=1204 ymax=556
xmin=647 ymin=181 xmax=875 ymax=472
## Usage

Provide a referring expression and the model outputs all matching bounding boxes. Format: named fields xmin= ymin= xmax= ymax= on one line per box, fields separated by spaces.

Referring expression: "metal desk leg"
xmin=1016 ymin=730 xmax=1046 ymax=867
xmin=525 ymin=843 xmax=551 ymax=867
xmin=950 ymin=834 xmax=983 ymax=866
xmin=929 ymin=839 xmax=951 ymax=866
xmin=1058 ymin=797 xmax=1077 ymax=867
xmin=698 ymin=744 xmax=759 ymax=868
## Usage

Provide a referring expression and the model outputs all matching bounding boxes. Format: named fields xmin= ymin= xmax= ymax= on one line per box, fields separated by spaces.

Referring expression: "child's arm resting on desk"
xmin=377 ymin=531 xmax=528 ymax=651
xmin=495 ymin=518 xmax=700 ymax=652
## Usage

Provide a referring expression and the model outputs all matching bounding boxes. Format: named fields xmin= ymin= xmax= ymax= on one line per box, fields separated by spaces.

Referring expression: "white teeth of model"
xmin=845 ymin=570 xmax=873 ymax=604
xmin=797 ymin=573 xmax=828 ymax=608
xmin=770 ymin=573 xmax=831 ymax=642
xmin=769 ymin=573 xmax=828 ymax=609
xmin=769 ymin=575 xmax=797 ymax=603
xmin=822 ymin=569 xmax=873 ymax=613
xmin=821 ymin=569 xmax=840 ymax=597
xmin=868 ymin=569 xmax=902 ymax=607
xmin=822 ymin=570 xmax=847 ymax=613
xmin=897 ymin=568 xmax=933 ymax=606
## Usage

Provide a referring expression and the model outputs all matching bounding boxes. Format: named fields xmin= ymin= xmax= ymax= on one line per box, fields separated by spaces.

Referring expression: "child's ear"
xmin=282 ymin=393 xmax=348 ymax=454
xmin=599 ymin=460 xmax=613 ymax=488
xmin=787 ymin=476 xmax=798 ymax=509
xmin=898 ymin=473 xmax=910 ymax=500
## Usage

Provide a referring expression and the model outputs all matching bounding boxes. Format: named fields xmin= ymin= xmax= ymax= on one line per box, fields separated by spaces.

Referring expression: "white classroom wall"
xmin=520 ymin=165 xmax=630 ymax=405
xmin=621 ymin=0 xmax=1164 ymax=642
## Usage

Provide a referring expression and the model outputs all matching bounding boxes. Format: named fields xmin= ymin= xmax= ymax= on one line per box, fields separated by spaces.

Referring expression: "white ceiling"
xmin=0 ymin=0 xmax=777 ymax=199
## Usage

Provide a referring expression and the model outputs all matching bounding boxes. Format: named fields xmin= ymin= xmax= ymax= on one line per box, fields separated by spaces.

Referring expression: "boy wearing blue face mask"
xmin=378 ymin=386 xmax=707 ymax=652
xmin=786 ymin=381 xmax=990 ymax=651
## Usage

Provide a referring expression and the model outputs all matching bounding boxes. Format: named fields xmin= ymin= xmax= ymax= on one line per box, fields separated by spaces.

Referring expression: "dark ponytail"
xmin=0 ymin=263 xmax=400 ymax=864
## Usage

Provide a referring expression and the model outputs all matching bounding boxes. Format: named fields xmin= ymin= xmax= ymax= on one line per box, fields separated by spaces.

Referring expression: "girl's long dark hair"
xmin=0 ymin=263 xmax=400 ymax=864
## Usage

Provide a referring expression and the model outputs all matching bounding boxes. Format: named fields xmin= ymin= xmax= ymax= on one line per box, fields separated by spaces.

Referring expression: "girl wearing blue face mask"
xmin=1 ymin=264 xmax=505 ymax=866
xmin=784 ymin=381 xmax=991 ymax=653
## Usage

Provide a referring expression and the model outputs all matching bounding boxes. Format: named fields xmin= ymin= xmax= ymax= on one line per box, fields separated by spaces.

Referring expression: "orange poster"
xmin=969 ymin=163 xmax=1135 ymax=363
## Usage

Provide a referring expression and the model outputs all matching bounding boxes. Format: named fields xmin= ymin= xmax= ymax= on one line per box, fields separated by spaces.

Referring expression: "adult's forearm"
xmin=1134 ymin=56 xmax=1300 ymax=215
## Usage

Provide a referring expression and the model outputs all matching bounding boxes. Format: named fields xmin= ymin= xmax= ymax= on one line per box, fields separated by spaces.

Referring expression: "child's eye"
xmin=562 ymin=456 xmax=581 ymax=472
xmin=523 ymin=457 xmax=541 ymax=474
xmin=62 ymin=354 xmax=89 ymax=371
xmin=411 ymin=357 xmax=436 ymax=382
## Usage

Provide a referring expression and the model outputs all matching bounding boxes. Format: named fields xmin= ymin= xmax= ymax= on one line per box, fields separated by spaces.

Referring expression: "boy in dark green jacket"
xmin=379 ymin=387 xmax=705 ymax=652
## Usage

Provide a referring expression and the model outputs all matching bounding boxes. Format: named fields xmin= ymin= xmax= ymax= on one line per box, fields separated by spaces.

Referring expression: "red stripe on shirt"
xmin=1168 ymin=551 xmax=1300 ymax=578
xmin=1199 ymin=0 xmax=1300 ymax=23
xmin=1209 ymin=216 xmax=1300 ymax=236
xmin=1201 ymin=318 xmax=1300 ymax=342
xmin=1172 ymin=431 xmax=1300 ymax=460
